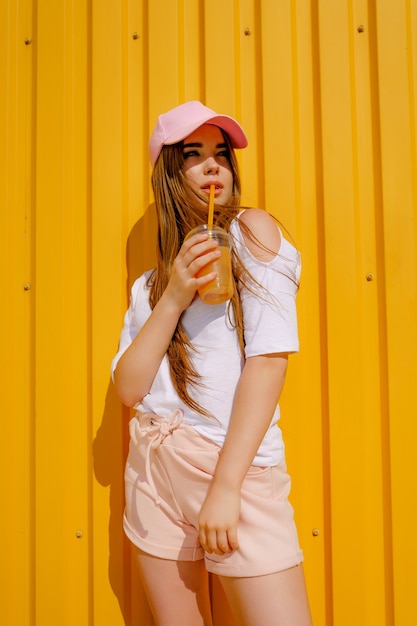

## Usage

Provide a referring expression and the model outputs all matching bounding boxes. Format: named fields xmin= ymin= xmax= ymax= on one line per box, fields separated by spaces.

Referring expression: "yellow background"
xmin=1 ymin=0 xmax=416 ymax=624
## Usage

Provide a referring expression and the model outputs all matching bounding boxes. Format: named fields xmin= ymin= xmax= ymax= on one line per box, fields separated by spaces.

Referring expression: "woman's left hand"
xmin=198 ymin=483 xmax=241 ymax=555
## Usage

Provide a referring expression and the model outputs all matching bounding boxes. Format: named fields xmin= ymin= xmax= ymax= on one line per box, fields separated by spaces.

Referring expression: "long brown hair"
xmin=148 ymin=131 xmax=244 ymax=416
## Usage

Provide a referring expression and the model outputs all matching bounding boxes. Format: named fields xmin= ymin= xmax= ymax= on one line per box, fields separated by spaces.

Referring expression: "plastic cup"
xmin=186 ymin=224 xmax=233 ymax=304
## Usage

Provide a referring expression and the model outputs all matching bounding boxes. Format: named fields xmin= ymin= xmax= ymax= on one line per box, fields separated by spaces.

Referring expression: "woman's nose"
xmin=204 ymin=158 xmax=220 ymax=175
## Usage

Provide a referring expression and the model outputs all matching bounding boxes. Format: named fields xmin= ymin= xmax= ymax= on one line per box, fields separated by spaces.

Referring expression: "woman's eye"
xmin=183 ymin=150 xmax=199 ymax=159
xmin=216 ymin=150 xmax=230 ymax=159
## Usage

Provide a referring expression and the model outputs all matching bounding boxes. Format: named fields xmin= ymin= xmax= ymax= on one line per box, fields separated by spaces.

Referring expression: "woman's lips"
xmin=201 ymin=182 xmax=223 ymax=196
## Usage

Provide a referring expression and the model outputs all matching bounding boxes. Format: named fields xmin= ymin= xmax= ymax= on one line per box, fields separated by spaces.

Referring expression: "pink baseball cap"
xmin=149 ymin=100 xmax=248 ymax=166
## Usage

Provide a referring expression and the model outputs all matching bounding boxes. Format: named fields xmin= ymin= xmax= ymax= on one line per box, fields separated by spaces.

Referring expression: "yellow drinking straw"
xmin=208 ymin=184 xmax=215 ymax=229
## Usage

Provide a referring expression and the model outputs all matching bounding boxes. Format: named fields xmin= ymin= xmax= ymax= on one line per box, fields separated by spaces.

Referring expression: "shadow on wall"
xmin=93 ymin=204 xmax=158 ymax=625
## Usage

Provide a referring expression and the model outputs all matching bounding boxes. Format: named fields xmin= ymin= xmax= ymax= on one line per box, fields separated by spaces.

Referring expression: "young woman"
xmin=112 ymin=101 xmax=312 ymax=626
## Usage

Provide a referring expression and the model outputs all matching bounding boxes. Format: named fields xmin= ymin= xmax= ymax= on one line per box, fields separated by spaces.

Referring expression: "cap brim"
xmin=164 ymin=113 xmax=248 ymax=150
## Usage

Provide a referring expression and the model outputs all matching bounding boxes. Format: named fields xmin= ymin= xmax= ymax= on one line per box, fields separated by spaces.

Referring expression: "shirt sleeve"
xmin=230 ymin=215 xmax=301 ymax=357
xmin=110 ymin=275 xmax=147 ymax=379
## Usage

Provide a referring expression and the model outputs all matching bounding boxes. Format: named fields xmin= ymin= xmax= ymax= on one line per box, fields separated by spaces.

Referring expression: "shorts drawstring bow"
xmin=142 ymin=409 xmax=184 ymax=505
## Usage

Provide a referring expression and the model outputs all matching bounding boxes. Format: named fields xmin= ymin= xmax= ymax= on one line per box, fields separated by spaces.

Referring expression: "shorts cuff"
xmin=123 ymin=516 xmax=204 ymax=562
xmin=204 ymin=550 xmax=304 ymax=577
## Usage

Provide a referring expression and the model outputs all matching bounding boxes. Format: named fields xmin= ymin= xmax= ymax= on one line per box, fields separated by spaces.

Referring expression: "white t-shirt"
xmin=111 ymin=214 xmax=301 ymax=466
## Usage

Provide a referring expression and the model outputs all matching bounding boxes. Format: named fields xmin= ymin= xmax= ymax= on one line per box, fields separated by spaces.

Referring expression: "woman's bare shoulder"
xmin=237 ymin=209 xmax=281 ymax=261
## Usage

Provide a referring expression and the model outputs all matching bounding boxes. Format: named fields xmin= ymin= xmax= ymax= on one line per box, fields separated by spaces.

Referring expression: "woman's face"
xmin=182 ymin=124 xmax=234 ymax=205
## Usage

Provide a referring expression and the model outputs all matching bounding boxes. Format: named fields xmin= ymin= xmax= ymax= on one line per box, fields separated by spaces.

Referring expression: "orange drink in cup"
xmin=186 ymin=224 xmax=234 ymax=304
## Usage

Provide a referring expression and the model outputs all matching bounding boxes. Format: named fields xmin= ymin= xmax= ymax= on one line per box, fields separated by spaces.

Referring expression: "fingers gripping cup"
xmin=187 ymin=224 xmax=234 ymax=304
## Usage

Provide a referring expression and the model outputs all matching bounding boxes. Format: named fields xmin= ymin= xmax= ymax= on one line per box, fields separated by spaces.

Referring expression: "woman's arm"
xmin=114 ymin=232 xmax=221 ymax=407
xmin=198 ymin=208 xmax=292 ymax=555
xmin=198 ymin=353 xmax=288 ymax=554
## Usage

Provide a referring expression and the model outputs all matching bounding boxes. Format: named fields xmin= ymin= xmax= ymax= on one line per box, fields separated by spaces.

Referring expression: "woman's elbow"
xmin=113 ymin=370 xmax=143 ymax=407
xmin=115 ymin=385 xmax=140 ymax=408
xmin=119 ymin=393 xmax=140 ymax=408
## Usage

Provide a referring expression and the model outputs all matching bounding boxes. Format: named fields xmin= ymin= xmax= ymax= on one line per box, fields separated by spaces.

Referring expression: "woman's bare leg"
xmin=210 ymin=574 xmax=239 ymax=626
xmin=135 ymin=549 xmax=213 ymax=626
xmin=219 ymin=564 xmax=312 ymax=626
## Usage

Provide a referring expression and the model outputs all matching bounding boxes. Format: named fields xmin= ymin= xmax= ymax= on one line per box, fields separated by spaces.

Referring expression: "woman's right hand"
xmin=164 ymin=232 xmax=221 ymax=311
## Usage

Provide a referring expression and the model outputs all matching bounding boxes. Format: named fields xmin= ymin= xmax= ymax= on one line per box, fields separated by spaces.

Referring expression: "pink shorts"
xmin=124 ymin=411 xmax=304 ymax=578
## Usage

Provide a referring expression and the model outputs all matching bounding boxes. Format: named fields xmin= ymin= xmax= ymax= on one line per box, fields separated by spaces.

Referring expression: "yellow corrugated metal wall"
xmin=1 ymin=0 xmax=416 ymax=624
